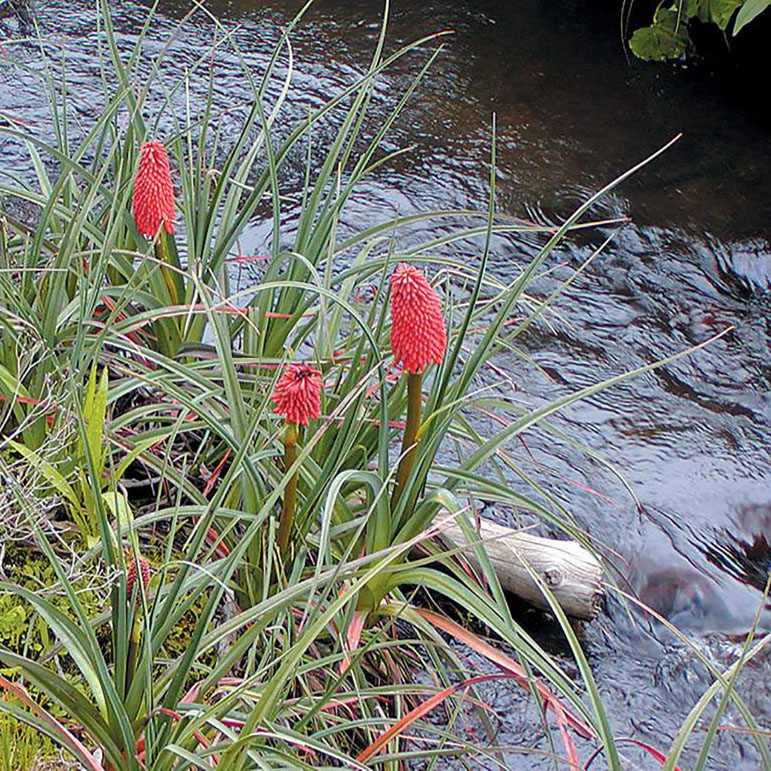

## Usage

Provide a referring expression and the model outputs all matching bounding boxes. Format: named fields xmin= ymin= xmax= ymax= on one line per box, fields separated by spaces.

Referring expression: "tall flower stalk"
xmin=271 ymin=363 xmax=323 ymax=556
xmin=390 ymin=264 xmax=447 ymax=507
xmin=132 ymin=139 xmax=184 ymax=307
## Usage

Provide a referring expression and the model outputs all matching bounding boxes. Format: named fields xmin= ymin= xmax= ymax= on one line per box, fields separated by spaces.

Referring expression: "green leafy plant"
xmin=4 ymin=366 xmax=144 ymax=546
xmin=628 ymin=0 xmax=771 ymax=60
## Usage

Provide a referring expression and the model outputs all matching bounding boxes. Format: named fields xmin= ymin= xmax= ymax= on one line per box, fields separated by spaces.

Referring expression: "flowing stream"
xmin=1 ymin=0 xmax=769 ymax=767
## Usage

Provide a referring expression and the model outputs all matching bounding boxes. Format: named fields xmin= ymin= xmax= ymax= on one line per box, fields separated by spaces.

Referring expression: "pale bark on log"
xmin=438 ymin=519 xmax=605 ymax=621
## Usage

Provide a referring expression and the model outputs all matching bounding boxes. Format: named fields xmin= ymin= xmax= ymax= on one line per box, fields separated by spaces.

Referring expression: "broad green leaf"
xmin=629 ymin=11 xmax=691 ymax=61
xmin=102 ymin=490 xmax=133 ymax=530
xmin=734 ymin=0 xmax=771 ymax=32
xmin=79 ymin=367 xmax=97 ymax=463
xmin=703 ymin=0 xmax=743 ymax=28
xmin=101 ymin=491 xmax=131 ymax=556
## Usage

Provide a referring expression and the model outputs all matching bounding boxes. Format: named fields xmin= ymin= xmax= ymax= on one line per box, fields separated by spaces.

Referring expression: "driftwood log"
xmin=438 ymin=519 xmax=605 ymax=621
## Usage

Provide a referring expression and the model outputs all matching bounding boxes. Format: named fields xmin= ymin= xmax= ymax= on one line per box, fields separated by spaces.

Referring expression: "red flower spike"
xmin=390 ymin=263 xmax=447 ymax=374
xmin=126 ymin=553 xmax=151 ymax=603
xmin=132 ymin=139 xmax=176 ymax=238
xmin=271 ymin=363 xmax=323 ymax=426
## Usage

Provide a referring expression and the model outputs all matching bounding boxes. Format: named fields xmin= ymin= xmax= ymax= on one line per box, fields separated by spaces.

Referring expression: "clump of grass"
xmin=0 ymin=710 xmax=57 ymax=771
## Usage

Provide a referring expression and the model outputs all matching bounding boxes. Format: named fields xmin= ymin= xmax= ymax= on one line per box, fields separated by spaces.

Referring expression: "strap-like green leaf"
xmin=1 ymin=584 xmax=109 ymax=719
xmin=0 ymin=649 xmax=123 ymax=767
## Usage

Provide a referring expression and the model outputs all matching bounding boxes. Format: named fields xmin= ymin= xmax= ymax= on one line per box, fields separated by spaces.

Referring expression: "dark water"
xmin=2 ymin=0 xmax=770 ymax=767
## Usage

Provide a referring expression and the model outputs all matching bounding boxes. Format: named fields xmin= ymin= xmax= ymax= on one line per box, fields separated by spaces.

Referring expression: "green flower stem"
xmin=150 ymin=231 xmax=184 ymax=358
xmin=277 ymin=422 xmax=299 ymax=557
xmin=154 ymin=230 xmax=184 ymax=308
xmin=360 ymin=374 xmax=422 ymax=615
xmin=125 ymin=611 xmax=142 ymax=695
xmin=392 ymin=371 xmax=423 ymax=509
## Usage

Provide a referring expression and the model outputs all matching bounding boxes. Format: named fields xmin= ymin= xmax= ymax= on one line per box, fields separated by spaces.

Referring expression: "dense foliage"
xmin=628 ymin=0 xmax=771 ymax=60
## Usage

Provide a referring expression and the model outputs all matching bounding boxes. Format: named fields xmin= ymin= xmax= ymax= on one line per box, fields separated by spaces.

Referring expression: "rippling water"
xmin=2 ymin=0 xmax=769 ymax=766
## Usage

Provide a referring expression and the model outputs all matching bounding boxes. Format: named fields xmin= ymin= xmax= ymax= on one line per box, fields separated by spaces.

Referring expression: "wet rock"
xmin=632 ymin=563 xmax=733 ymax=632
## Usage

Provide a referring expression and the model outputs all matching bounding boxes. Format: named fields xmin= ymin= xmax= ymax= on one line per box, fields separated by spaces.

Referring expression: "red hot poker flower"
xmin=390 ymin=264 xmax=447 ymax=374
xmin=126 ymin=552 xmax=151 ymax=603
xmin=132 ymin=139 xmax=176 ymax=238
xmin=271 ymin=363 xmax=323 ymax=426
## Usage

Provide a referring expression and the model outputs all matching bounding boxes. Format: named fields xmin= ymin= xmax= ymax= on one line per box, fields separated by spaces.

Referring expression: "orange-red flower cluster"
xmin=271 ymin=363 xmax=323 ymax=426
xmin=390 ymin=263 xmax=447 ymax=374
xmin=132 ymin=139 xmax=176 ymax=238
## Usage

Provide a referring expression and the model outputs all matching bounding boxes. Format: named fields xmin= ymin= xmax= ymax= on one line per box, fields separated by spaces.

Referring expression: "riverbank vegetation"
xmin=626 ymin=0 xmax=771 ymax=60
xmin=0 ymin=2 xmax=768 ymax=769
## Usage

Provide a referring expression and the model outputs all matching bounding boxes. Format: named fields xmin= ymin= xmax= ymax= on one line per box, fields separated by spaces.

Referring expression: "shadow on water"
xmin=1 ymin=0 xmax=769 ymax=766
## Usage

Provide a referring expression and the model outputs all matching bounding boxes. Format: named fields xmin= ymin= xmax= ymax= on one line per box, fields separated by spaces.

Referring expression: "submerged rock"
xmin=633 ymin=564 xmax=733 ymax=632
